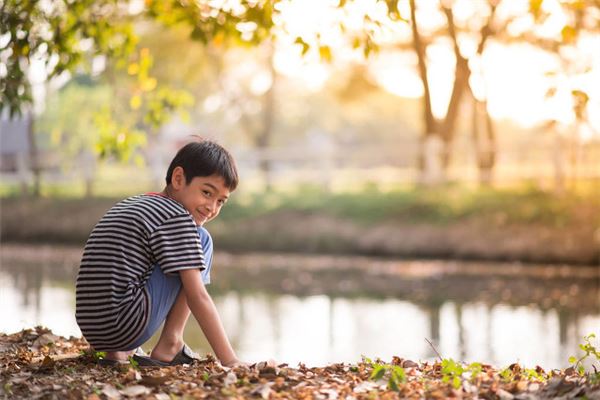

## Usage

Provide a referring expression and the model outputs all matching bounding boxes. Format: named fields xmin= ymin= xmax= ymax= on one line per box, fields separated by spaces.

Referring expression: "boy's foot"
xmin=133 ymin=344 xmax=199 ymax=367
xmin=97 ymin=347 xmax=147 ymax=367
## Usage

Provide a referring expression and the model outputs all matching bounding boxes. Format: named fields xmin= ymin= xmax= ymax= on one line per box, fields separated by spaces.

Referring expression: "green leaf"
xmin=452 ymin=376 xmax=461 ymax=389
xmin=128 ymin=356 xmax=140 ymax=369
xmin=568 ymin=356 xmax=577 ymax=364
xmin=388 ymin=377 xmax=399 ymax=391
xmin=370 ymin=365 xmax=385 ymax=380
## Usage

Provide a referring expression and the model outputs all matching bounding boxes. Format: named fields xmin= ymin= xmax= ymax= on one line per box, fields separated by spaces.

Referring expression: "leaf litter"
xmin=1 ymin=327 xmax=598 ymax=399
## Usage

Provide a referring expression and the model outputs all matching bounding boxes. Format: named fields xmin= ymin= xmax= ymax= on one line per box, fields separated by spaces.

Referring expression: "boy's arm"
xmin=179 ymin=268 xmax=240 ymax=367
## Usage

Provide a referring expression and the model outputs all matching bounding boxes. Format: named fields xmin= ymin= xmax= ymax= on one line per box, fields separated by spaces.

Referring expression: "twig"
xmin=425 ymin=338 xmax=443 ymax=362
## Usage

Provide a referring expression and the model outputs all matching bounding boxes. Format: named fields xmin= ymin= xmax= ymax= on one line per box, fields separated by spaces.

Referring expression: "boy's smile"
xmin=166 ymin=167 xmax=230 ymax=226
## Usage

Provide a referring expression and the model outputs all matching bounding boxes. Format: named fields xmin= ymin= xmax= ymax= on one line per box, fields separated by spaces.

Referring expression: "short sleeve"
xmin=198 ymin=227 xmax=213 ymax=284
xmin=149 ymin=214 xmax=207 ymax=275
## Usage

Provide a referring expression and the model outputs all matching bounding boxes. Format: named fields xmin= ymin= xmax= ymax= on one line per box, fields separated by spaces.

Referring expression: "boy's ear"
xmin=171 ymin=166 xmax=186 ymax=189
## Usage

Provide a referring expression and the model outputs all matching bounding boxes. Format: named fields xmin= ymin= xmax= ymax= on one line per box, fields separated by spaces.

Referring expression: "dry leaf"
xmin=224 ymin=371 xmax=237 ymax=386
xmin=38 ymin=355 xmax=55 ymax=371
xmin=497 ymin=388 xmax=514 ymax=399
xmin=251 ymin=383 xmax=273 ymax=399
xmin=140 ymin=375 xmax=170 ymax=387
xmin=32 ymin=333 xmax=60 ymax=350
xmin=102 ymin=384 xmax=122 ymax=400
xmin=121 ymin=385 xmax=151 ymax=397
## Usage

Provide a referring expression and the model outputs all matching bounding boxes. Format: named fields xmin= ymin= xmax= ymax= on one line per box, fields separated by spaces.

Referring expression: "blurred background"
xmin=1 ymin=0 xmax=599 ymax=369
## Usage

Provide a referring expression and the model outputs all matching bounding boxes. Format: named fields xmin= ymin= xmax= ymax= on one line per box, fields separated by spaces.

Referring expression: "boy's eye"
xmin=218 ymin=199 xmax=225 ymax=206
xmin=203 ymin=190 xmax=212 ymax=197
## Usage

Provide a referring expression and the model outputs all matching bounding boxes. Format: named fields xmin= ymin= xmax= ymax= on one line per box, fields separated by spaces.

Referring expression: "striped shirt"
xmin=75 ymin=194 xmax=206 ymax=351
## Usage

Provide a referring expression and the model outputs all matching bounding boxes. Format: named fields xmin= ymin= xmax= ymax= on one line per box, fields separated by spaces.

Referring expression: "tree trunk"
xmin=27 ymin=110 xmax=41 ymax=197
xmin=438 ymin=1 xmax=499 ymax=179
xmin=471 ymin=95 xmax=496 ymax=186
xmin=409 ymin=0 xmax=444 ymax=186
xmin=439 ymin=5 xmax=472 ymax=170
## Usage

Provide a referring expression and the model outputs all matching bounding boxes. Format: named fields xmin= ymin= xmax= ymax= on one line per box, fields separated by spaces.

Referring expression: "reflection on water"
xmin=1 ymin=245 xmax=598 ymax=369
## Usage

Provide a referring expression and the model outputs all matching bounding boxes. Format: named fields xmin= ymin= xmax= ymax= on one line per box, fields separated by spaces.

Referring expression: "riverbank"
xmin=1 ymin=186 xmax=599 ymax=265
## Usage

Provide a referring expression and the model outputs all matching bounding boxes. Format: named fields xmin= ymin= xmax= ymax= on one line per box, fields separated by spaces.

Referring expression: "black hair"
xmin=165 ymin=139 xmax=239 ymax=191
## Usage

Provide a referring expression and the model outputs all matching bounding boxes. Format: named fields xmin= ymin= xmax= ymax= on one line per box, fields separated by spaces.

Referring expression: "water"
xmin=1 ymin=244 xmax=598 ymax=369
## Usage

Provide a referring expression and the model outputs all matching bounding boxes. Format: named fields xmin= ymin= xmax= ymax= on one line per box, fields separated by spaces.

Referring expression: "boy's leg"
xmin=149 ymin=227 xmax=213 ymax=362
xmin=149 ymin=288 xmax=192 ymax=362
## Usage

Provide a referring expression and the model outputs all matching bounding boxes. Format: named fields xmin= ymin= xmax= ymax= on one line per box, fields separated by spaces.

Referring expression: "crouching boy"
xmin=75 ymin=139 xmax=242 ymax=367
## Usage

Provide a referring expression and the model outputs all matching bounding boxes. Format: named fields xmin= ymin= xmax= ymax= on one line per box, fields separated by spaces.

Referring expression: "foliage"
xmin=499 ymin=364 xmax=548 ymax=384
xmin=569 ymin=333 xmax=600 ymax=383
xmin=1 ymin=0 xmax=283 ymax=118
xmin=37 ymin=79 xmax=112 ymax=167
xmin=363 ymin=356 xmax=406 ymax=392
xmin=146 ymin=0 xmax=278 ymax=47
xmin=92 ymin=46 xmax=194 ymax=162
xmin=0 ymin=0 xmax=137 ymax=117
xmin=440 ymin=358 xmax=483 ymax=389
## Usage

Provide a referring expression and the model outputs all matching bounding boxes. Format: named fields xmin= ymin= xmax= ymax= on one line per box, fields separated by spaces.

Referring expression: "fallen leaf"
xmin=32 ymin=333 xmax=60 ymax=350
xmin=123 ymin=369 xmax=141 ymax=383
xmin=251 ymin=383 xmax=273 ymax=399
xmin=9 ymin=372 xmax=31 ymax=384
xmin=224 ymin=371 xmax=237 ymax=386
xmin=102 ymin=384 xmax=122 ymax=400
xmin=140 ymin=375 xmax=170 ymax=387
xmin=497 ymin=388 xmax=514 ymax=400
xmin=353 ymin=381 xmax=378 ymax=393
xmin=37 ymin=355 xmax=55 ymax=371
xmin=320 ymin=388 xmax=339 ymax=399
xmin=121 ymin=385 xmax=151 ymax=397
xmin=515 ymin=380 xmax=528 ymax=392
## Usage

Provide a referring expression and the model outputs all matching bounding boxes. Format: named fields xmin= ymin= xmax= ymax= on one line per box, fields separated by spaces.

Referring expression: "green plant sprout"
xmin=363 ymin=357 xmax=407 ymax=392
xmin=127 ymin=355 xmax=140 ymax=370
xmin=78 ymin=349 xmax=107 ymax=362
xmin=569 ymin=333 xmax=600 ymax=383
xmin=499 ymin=367 xmax=513 ymax=383
xmin=440 ymin=359 xmax=483 ymax=389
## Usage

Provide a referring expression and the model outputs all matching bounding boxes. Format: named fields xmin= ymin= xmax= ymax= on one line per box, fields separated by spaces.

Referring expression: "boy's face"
xmin=169 ymin=167 xmax=231 ymax=226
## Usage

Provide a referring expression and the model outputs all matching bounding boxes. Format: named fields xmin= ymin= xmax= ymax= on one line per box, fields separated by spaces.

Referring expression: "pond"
xmin=1 ymin=244 xmax=598 ymax=370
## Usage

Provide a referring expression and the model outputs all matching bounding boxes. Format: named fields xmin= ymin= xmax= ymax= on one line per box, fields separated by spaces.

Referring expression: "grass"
xmin=2 ymin=178 xmax=599 ymax=228
xmin=216 ymin=182 xmax=600 ymax=227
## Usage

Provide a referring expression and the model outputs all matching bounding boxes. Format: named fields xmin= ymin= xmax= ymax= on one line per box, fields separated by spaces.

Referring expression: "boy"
xmin=75 ymin=139 xmax=242 ymax=367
